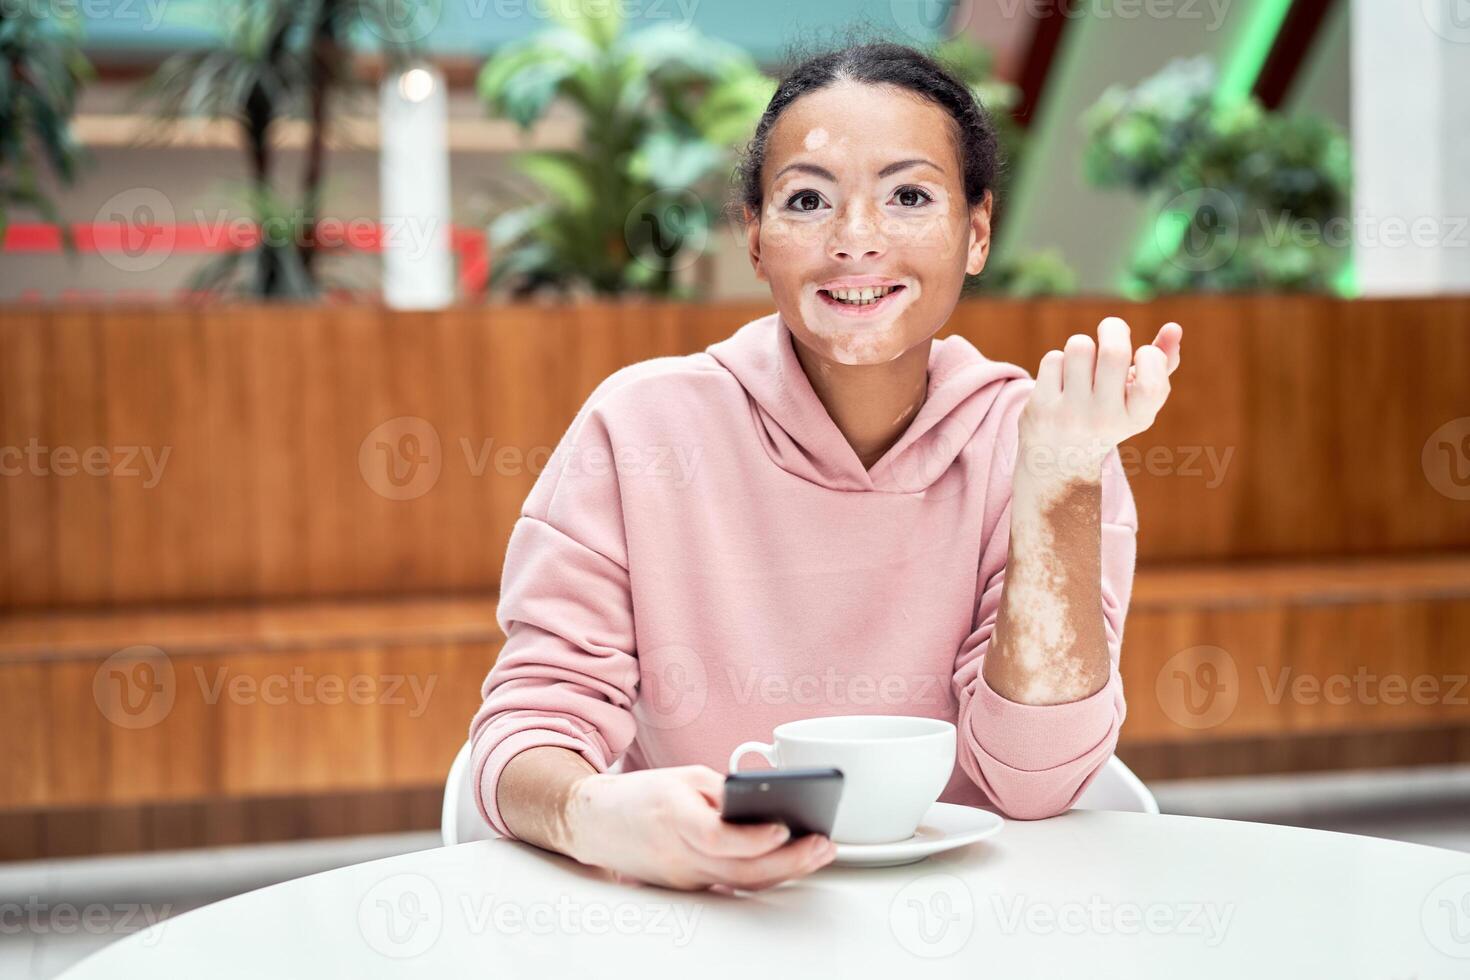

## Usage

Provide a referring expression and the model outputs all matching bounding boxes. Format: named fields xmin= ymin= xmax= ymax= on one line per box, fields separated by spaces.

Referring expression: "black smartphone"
xmin=721 ymin=767 xmax=844 ymax=840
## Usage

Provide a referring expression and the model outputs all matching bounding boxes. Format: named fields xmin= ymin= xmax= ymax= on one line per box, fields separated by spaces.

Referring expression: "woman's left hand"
xmin=1018 ymin=317 xmax=1184 ymax=475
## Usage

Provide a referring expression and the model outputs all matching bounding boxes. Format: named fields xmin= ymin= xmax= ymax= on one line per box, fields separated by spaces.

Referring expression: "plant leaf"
xmin=630 ymin=131 xmax=723 ymax=190
xmin=514 ymin=151 xmax=596 ymax=213
xmin=549 ymin=0 xmax=622 ymax=49
xmin=487 ymin=203 xmax=551 ymax=248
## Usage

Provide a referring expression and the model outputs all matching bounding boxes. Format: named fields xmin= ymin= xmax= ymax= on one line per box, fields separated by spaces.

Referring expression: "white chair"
xmin=442 ymin=741 xmax=496 ymax=846
xmin=444 ymin=743 xmax=1157 ymax=845
xmin=1074 ymin=755 xmax=1159 ymax=814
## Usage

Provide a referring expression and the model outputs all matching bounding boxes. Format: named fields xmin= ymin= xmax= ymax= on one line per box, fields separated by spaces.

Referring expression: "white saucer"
xmin=831 ymin=803 xmax=1004 ymax=868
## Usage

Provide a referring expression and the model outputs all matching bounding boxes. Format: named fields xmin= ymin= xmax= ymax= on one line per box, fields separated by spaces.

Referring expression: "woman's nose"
xmin=828 ymin=204 xmax=887 ymax=261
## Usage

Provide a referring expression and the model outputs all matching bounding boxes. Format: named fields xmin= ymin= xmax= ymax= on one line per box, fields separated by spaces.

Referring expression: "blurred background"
xmin=1 ymin=0 xmax=1467 ymax=974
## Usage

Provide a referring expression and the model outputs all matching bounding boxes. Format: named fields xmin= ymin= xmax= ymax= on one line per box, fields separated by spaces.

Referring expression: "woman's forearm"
xmin=496 ymin=745 xmax=598 ymax=854
xmin=982 ymin=441 xmax=1110 ymax=705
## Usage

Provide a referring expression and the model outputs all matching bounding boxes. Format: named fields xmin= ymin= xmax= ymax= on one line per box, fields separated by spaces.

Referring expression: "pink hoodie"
xmin=470 ymin=311 xmax=1138 ymax=838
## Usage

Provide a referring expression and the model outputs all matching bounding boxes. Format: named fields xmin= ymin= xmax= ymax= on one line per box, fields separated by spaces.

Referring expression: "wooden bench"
xmin=0 ymin=596 xmax=498 ymax=859
xmin=4 ymin=552 xmax=1468 ymax=858
xmin=1122 ymin=553 xmax=1470 ymax=777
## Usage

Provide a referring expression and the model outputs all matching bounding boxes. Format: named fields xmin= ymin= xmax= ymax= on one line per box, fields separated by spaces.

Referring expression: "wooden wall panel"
xmin=47 ymin=309 xmax=111 ymax=603
xmin=2 ymin=308 xmax=50 ymax=605
xmin=1 ymin=295 xmax=1466 ymax=598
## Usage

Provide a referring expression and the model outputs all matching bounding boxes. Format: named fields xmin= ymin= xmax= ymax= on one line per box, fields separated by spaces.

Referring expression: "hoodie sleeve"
xmin=951 ymin=387 xmax=1139 ymax=821
xmin=469 ymin=379 xmax=642 ymax=841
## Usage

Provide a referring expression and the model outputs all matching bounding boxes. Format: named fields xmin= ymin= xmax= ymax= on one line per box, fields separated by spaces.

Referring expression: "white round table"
xmin=61 ymin=811 xmax=1470 ymax=978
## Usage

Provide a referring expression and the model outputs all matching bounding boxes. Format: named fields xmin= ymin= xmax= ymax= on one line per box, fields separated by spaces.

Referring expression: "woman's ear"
xmin=965 ymin=191 xmax=993 ymax=277
xmin=743 ymin=204 xmax=766 ymax=283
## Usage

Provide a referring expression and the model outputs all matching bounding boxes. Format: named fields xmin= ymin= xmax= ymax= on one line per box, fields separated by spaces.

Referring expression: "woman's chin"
xmin=811 ymin=331 xmax=916 ymax=366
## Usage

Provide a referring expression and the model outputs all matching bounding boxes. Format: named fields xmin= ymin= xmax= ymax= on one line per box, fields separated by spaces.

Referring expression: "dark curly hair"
xmin=727 ymin=40 xmax=1003 ymax=224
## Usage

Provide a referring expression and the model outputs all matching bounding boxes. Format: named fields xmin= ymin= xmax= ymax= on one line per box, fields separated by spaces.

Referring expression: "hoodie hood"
xmin=705 ymin=311 xmax=1030 ymax=494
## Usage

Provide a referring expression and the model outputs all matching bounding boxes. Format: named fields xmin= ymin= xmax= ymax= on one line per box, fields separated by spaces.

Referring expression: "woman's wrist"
xmin=561 ymin=771 xmax=609 ymax=865
xmin=498 ymin=746 xmax=599 ymax=857
xmin=1014 ymin=431 xmax=1110 ymax=491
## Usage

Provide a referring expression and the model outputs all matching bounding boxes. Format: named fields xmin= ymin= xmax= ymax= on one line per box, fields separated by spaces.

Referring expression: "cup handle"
xmin=728 ymin=741 xmax=777 ymax=773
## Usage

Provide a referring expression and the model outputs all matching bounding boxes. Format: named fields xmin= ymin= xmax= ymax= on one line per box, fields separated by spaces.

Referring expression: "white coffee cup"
xmin=728 ymin=715 xmax=956 ymax=845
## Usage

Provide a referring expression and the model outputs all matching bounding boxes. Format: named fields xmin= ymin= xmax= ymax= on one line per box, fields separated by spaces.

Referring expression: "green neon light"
xmin=1331 ymin=256 xmax=1358 ymax=297
xmin=1124 ymin=0 xmax=1296 ymax=295
xmin=1217 ymin=0 xmax=1295 ymax=104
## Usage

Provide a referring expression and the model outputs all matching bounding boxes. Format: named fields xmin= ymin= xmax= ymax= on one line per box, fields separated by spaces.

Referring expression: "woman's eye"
xmin=785 ymin=190 xmax=824 ymax=212
xmin=894 ymin=186 xmax=933 ymax=208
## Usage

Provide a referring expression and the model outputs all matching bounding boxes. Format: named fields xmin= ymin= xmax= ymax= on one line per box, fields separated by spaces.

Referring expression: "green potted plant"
xmin=1083 ymin=56 xmax=1350 ymax=295
xmin=476 ymin=0 xmax=774 ymax=299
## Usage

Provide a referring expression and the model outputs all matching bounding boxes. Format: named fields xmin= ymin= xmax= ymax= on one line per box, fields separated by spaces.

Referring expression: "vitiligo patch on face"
xmin=795 ymin=298 xmax=892 ymax=365
xmin=795 ymin=282 xmax=923 ymax=366
xmin=803 ymin=127 xmax=829 ymax=151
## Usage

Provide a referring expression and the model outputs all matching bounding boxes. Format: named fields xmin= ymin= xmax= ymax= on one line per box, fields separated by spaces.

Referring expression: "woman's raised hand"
xmin=563 ymin=765 xmax=836 ymax=892
xmin=1020 ymin=317 xmax=1183 ymax=472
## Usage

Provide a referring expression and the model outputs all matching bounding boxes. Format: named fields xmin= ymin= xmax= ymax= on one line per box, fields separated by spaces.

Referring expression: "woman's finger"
xmin=1034 ymin=349 xmax=1064 ymax=401
xmin=697 ymin=833 xmax=833 ymax=891
xmin=682 ymin=765 xmax=726 ymax=809
xmin=1127 ymin=344 xmax=1170 ymax=423
xmin=1094 ymin=317 xmax=1132 ymax=414
xmin=1062 ymin=332 xmax=1096 ymax=401
xmin=1152 ymin=322 xmax=1183 ymax=375
xmin=675 ymin=796 xmax=793 ymax=860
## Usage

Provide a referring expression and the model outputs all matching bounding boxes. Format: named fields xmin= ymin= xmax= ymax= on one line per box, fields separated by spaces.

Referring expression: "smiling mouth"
xmin=817 ymin=285 xmax=907 ymax=313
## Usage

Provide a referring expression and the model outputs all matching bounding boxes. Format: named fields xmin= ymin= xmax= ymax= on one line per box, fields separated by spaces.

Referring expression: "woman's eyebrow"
xmin=878 ymin=158 xmax=943 ymax=177
xmin=772 ymin=161 xmax=837 ymax=182
xmin=772 ymin=158 xmax=944 ymax=182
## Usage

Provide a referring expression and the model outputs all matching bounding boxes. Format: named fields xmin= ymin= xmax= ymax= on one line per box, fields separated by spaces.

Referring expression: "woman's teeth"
xmin=825 ymin=286 xmax=899 ymax=306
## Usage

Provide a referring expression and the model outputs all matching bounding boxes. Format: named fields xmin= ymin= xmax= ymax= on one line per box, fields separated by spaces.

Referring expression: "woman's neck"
xmin=792 ymin=336 xmax=932 ymax=472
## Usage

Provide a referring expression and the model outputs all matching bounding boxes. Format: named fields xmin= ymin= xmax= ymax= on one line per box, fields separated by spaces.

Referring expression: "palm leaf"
xmin=0 ymin=5 xmax=90 ymax=241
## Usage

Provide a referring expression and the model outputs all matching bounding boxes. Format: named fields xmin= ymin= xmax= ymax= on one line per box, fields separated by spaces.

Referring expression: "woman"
xmin=469 ymin=41 xmax=1182 ymax=893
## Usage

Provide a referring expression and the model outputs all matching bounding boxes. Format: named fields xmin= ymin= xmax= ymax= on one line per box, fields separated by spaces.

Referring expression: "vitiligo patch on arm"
xmin=989 ymin=475 xmax=1108 ymax=705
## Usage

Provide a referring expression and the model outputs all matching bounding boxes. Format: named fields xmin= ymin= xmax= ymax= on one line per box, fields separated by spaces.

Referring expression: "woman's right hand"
xmin=562 ymin=764 xmax=837 ymax=892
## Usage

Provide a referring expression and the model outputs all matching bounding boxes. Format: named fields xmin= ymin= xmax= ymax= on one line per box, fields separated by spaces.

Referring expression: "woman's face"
xmin=744 ymin=80 xmax=992 ymax=366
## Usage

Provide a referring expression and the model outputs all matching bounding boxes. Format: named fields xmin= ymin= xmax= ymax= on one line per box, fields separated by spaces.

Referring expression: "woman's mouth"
xmin=816 ymin=284 xmax=908 ymax=316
